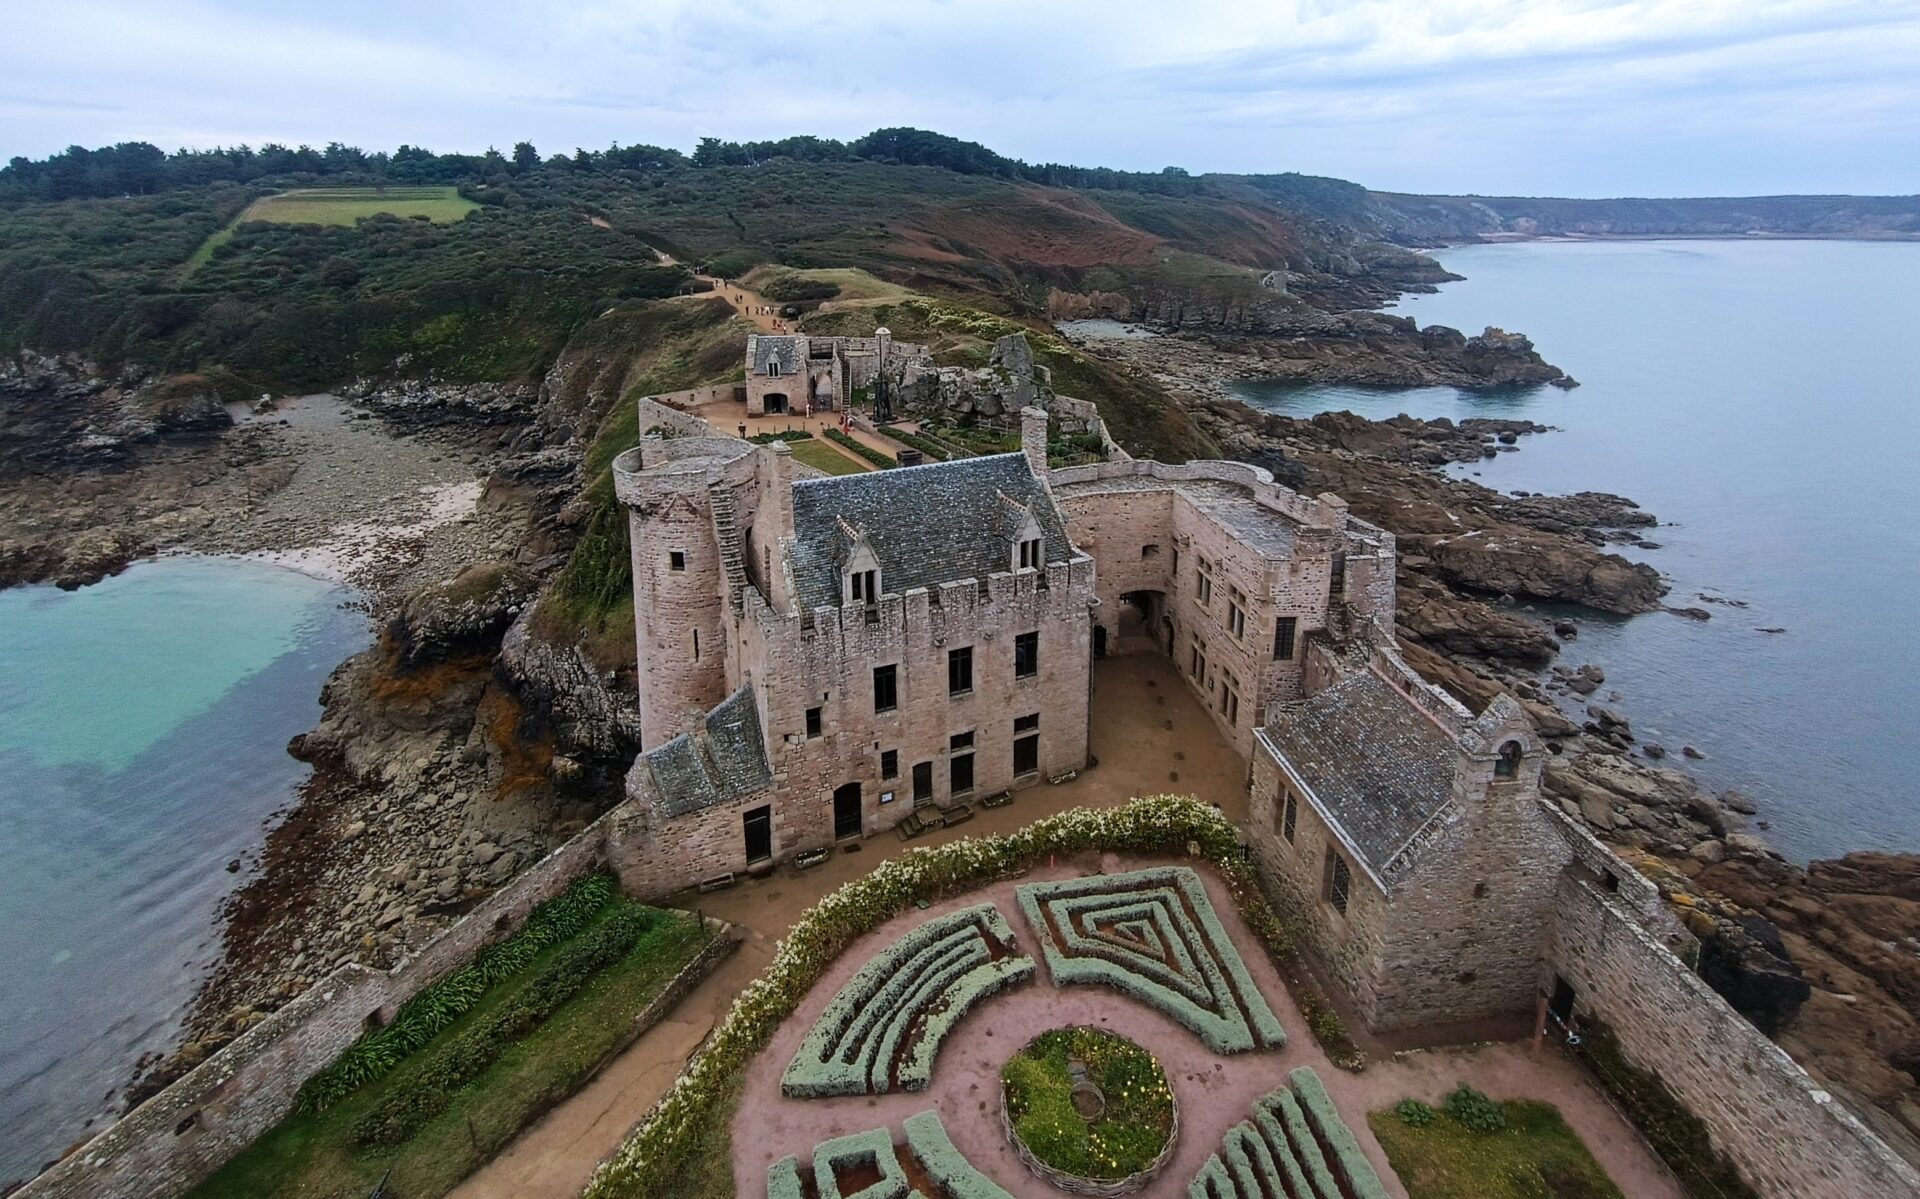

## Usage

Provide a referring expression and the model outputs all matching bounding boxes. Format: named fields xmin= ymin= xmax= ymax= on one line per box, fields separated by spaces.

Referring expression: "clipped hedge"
xmin=876 ymin=423 xmax=958 ymax=461
xmin=1017 ymin=867 xmax=1285 ymax=1054
xmin=350 ymin=904 xmax=662 ymax=1146
xmin=1291 ymin=1066 xmax=1393 ymax=1199
xmin=811 ymin=1128 xmax=911 ymax=1199
xmin=584 ymin=796 xmax=1290 ymax=1199
xmin=824 ymin=426 xmax=897 ymax=468
xmin=296 ymin=870 xmax=617 ymax=1112
xmin=904 ymin=1109 xmax=1016 ymax=1199
xmin=1188 ymin=1070 xmax=1388 ymax=1199
xmin=783 ymin=905 xmax=1031 ymax=1097
xmin=749 ymin=429 xmax=814 ymax=444
xmin=766 ymin=1156 xmax=806 ymax=1199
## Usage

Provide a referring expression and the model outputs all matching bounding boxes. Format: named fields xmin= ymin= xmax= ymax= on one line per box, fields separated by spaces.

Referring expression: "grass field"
xmin=185 ymin=186 xmax=478 ymax=273
xmin=1368 ymin=1099 xmax=1624 ymax=1199
xmin=187 ymin=909 xmax=710 ymax=1199
xmin=789 ymin=437 xmax=871 ymax=475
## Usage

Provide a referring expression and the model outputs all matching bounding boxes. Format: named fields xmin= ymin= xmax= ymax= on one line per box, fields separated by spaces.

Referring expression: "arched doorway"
xmin=1116 ymin=590 xmax=1168 ymax=656
xmin=763 ymin=392 xmax=790 ymax=415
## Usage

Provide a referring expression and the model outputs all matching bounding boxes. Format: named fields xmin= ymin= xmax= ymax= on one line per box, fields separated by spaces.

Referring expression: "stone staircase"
xmin=709 ymin=483 xmax=749 ymax=613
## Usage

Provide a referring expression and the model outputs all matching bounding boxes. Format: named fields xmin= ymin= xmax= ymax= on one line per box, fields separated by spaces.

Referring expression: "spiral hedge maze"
xmin=1189 ymin=1066 xmax=1392 ymax=1199
xmin=767 ymin=1111 xmax=1016 ymax=1199
xmin=1016 ymin=866 xmax=1286 ymax=1054
xmin=782 ymin=904 xmax=1035 ymax=1098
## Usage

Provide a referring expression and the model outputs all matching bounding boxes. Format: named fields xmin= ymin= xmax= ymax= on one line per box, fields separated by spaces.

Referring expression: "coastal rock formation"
xmin=389 ymin=560 xmax=536 ymax=667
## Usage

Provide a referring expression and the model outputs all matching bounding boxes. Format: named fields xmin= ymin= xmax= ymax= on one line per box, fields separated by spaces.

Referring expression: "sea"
xmin=1230 ymin=239 xmax=1920 ymax=864
xmin=0 ymin=556 xmax=369 ymax=1184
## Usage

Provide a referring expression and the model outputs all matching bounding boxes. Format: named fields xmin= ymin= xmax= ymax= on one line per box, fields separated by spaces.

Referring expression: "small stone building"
xmin=743 ymin=331 xmax=929 ymax=416
xmin=1248 ymin=636 xmax=1567 ymax=1031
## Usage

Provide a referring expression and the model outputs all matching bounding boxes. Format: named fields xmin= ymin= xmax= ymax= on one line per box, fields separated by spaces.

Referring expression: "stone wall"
xmin=18 ymin=815 xmax=616 ymax=1199
xmin=1551 ymin=877 xmax=1920 ymax=1199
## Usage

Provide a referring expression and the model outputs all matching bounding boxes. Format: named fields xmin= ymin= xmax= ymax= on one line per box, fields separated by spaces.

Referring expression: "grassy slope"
xmin=1367 ymin=1100 xmax=1624 ymax=1199
xmin=189 ymin=910 xmax=710 ymax=1199
xmin=242 ymin=186 xmax=480 ymax=227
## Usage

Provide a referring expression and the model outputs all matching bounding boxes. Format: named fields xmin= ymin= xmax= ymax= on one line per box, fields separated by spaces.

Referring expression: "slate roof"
xmin=1262 ymin=670 xmax=1460 ymax=876
xmin=788 ymin=453 xmax=1072 ymax=611
xmin=644 ymin=685 xmax=773 ymax=818
xmin=751 ymin=336 xmax=802 ymax=377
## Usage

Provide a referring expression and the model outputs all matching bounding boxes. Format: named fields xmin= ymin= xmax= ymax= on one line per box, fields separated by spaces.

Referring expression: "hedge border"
xmin=905 ymin=1109 xmax=1017 ymax=1199
xmin=824 ymin=427 xmax=897 ymax=468
xmin=583 ymin=796 xmax=1293 ymax=1199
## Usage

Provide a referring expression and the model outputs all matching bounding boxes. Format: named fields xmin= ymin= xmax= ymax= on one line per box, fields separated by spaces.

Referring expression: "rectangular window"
xmin=1282 ymin=790 xmax=1298 ymax=844
xmin=872 ymin=664 xmax=898 ymax=713
xmin=1018 ymin=537 xmax=1043 ymax=570
xmin=1326 ymin=851 xmax=1352 ymax=915
xmin=881 ymin=749 xmax=899 ymax=779
xmin=847 ymin=568 xmax=876 ymax=604
xmin=949 ymin=730 xmax=974 ymax=751
xmin=1220 ymin=675 xmax=1240 ymax=725
xmin=1014 ymin=631 xmax=1038 ymax=679
xmin=1142 ymin=543 xmax=1160 ymax=559
xmin=948 ymin=646 xmax=973 ymax=696
xmin=1013 ymin=731 xmax=1039 ymax=776
xmin=950 ymin=750 xmax=975 ymax=795
xmin=668 ymin=550 xmax=686 ymax=572
xmin=1196 ymin=558 xmax=1213 ymax=605
xmin=692 ymin=629 xmax=699 ymax=660
xmin=1274 ymin=616 xmax=1297 ymax=661
xmin=1013 ymin=713 xmax=1039 ymax=733
xmin=1228 ymin=586 xmax=1246 ymax=639
xmin=912 ymin=761 xmax=933 ymax=802
xmin=805 ymin=706 xmax=822 ymax=739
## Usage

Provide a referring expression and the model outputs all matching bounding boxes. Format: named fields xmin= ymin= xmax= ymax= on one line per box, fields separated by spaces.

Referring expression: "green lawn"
xmin=188 ymin=909 xmax=711 ymax=1199
xmin=184 ymin=186 xmax=478 ymax=274
xmin=1369 ymin=1099 xmax=1623 ymax=1199
xmin=789 ymin=437 xmax=871 ymax=475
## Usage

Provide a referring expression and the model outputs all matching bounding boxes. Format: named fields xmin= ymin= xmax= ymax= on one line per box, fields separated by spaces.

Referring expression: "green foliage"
xmin=754 ymin=267 xmax=840 ymax=302
xmin=823 ymin=427 xmax=897 ymax=468
xmin=1576 ymin=1023 xmax=1758 ymax=1199
xmin=903 ymin=1110 xmax=1017 ymax=1199
xmin=1396 ymin=1098 xmax=1438 ymax=1127
xmin=1368 ymin=1098 xmax=1626 ymax=1199
xmin=1002 ymin=1027 xmax=1174 ymax=1180
xmin=787 ymin=437 xmax=869 ymax=476
xmin=351 ymin=902 xmax=661 ymax=1146
xmin=296 ymin=871 xmax=617 ymax=1112
xmin=748 ymin=428 xmax=813 ymax=443
xmin=879 ymin=423 xmax=960 ymax=461
xmin=1444 ymin=1084 xmax=1508 ymax=1134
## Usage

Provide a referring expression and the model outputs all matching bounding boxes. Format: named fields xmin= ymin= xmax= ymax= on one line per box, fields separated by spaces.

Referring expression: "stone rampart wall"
xmin=1551 ymin=877 xmax=1920 ymax=1199
xmin=19 ymin=815 xmax=616 ymax=1199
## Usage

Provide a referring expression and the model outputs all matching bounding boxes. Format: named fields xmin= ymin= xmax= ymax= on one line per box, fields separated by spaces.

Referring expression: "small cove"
xmin=1232 ymin=239 xmax=1920 ymax=863
xmin=0 ymin=555 xmax=369 ymax=1184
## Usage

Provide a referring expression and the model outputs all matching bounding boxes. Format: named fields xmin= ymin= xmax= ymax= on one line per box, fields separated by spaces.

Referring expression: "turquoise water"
xmin=0 ymin=556 xmax=368 ymax=1184
xmin=1233 ymin=239 xmax=1920 ymax=863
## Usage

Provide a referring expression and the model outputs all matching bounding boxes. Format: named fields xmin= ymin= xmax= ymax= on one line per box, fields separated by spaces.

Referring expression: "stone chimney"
xmin=767 ymin=439 xmax=797 ymax=542
xmin=1020 ymin=406 xmax=1050 ymax=481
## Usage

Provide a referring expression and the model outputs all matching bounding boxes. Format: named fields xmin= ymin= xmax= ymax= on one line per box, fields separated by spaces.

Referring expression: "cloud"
xmin=2 ymin=0 xmax=1915 ymax=195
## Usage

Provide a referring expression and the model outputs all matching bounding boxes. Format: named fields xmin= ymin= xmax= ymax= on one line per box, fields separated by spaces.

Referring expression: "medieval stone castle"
xmin=608 ymin=331 xmax=1580 ymax=1036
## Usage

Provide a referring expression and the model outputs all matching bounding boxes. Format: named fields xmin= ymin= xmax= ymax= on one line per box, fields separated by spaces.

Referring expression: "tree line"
xmin=1 ymin=127 xmax=1209 ymax=203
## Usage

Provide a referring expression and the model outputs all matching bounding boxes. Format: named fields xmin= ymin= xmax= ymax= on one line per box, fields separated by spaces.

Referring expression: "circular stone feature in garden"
xmin=1001 ymin=1027 xmax=1178 ymax=1196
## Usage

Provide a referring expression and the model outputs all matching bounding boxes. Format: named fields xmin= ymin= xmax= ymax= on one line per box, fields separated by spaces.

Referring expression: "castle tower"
xmin=613 ymin=435 xmax=748 ymax=748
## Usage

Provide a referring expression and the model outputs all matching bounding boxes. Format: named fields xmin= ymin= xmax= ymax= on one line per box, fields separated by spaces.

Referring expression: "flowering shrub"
xmin=782 ymin=904 xmax=1031 ymax=1097
xmin=1016 ymin=867 xmax=1285 ymax=1054
xmin=1188 ymin=1068 xmax=1390 ymax=1199
xmin=903 ymin=1109 xmax=1016 ymax=1199
xmin=583 ymin=796 xmax=1290 ymax=1199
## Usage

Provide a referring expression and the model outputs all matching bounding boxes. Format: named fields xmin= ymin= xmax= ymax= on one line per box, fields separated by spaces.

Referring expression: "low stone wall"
xmin=19 ymin=813 xmax=618 ymax=1199
xmin=1550 ymin=877 xmax=1920 ymax=1199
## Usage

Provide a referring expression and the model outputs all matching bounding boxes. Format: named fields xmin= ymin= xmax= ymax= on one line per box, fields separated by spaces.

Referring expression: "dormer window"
xmin=1017 ymin=537 xmax=1043 ymax=570
xmin=767 ymin=360 xmax=782 ymax=378
xmin=846 ymin=568 xmax=877 ymax=604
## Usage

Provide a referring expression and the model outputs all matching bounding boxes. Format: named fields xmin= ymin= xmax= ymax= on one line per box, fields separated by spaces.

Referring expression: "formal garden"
xmin=574 ymin=797 xmax=1638 ymax=1199
xmin=184 ymin=871 xmax=718 ymax=1199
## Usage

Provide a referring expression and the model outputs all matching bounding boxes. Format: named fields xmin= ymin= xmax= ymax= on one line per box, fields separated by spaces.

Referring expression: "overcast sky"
xmin=6 ymin=0 xmax=1918 ymax=196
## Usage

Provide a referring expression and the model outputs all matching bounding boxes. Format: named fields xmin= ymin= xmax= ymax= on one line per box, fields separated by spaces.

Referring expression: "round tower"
xmin=613 ymin=435 xmax=749 ymax=748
